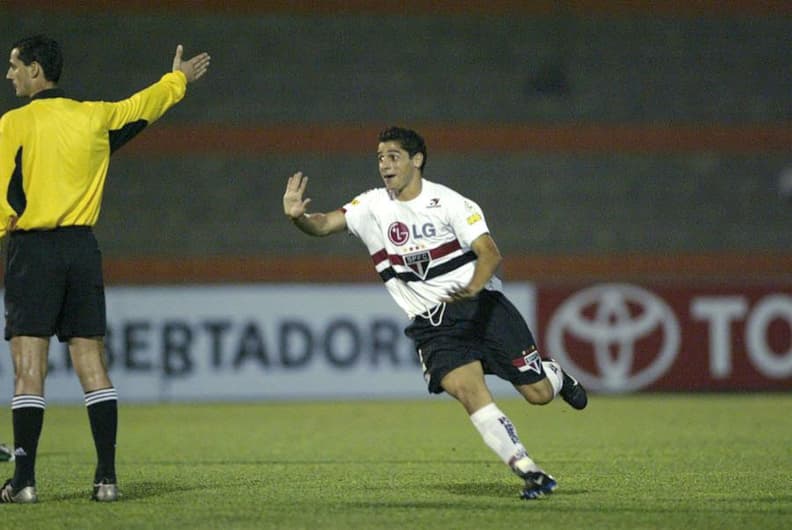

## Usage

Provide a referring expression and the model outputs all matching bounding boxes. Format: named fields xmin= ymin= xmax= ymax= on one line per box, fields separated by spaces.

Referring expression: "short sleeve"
xmin=342 ymin=189 xmax=375 ymax=239
xmin=446 ymin=193 xmax=490 ymax=247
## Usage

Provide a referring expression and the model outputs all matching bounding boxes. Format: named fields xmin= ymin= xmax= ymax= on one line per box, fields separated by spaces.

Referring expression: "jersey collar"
xmin=32 ymin=88 xmax=65 ymax=100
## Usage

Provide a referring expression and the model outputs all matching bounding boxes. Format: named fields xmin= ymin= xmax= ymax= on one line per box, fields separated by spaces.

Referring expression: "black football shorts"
xmin=4 ymin=226 xmax=106 ymax=342
xmin=404 ymin=289 xmax=547 ymax=394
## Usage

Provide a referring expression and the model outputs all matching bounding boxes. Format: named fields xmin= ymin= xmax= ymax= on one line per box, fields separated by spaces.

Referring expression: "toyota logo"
xmin=546 ymin=284 xmax=680 ymax=392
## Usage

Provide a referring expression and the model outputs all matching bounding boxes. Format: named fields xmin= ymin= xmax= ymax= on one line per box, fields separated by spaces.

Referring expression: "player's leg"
xmin=513 ymin=357 xmax=587 ymax=410
xmin=2 ymin=230 xmax=70 ymax=503
xmin=471 ymin=291 xmax=581 ymax=498
xmin=514 ymin=372 xmax=556 ymax=405
xmin=478 ymin=290 xmax=588 ymax=410
xmin=514 ymin=359 xmax=588 ymax=410
xmin=439 ymin=360 xmax=492 ymax=414
xmin=408 ymin=299 xmax=555 ymax=499
xmin=61 ymin=228 xmax=118 ymax=501
xmin=440 ymin=361 xmax=556 ymax=499
xmin=513 ymin=358 xmax=587 ymax=409
xmin=0 ymin=336 xmax=49 ymax=504
xmin=547 ymin=359 xmax=588 ymax=410
xmin=69 ymin=339 xmax=119 ymax=502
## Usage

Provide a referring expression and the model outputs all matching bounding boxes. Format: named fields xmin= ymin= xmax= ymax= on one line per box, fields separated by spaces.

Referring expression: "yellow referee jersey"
xmin=0 ymin=70 xmax=188 ymax=238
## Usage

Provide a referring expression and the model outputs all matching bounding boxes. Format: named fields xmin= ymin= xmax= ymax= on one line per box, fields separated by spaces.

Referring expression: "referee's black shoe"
xmin=555 ymin=363 xmax=588 ymax=410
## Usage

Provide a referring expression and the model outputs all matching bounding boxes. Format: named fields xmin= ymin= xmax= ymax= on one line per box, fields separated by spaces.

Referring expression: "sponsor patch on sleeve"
xmin=466 ymin=213 xmax=482 ymax=225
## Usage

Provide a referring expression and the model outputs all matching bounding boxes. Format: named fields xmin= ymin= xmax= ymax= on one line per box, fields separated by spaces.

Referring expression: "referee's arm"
xmin=0 ymin=114 xmax=21 ymax=239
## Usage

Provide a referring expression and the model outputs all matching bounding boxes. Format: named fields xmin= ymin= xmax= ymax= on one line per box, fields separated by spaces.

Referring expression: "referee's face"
xmin=377 ymin=141 xmax=423 ymax=200
xmin=6 ymin=48 xmax=35 ymax=98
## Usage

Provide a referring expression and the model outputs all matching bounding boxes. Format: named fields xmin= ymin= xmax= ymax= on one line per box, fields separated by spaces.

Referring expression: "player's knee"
xmin=13 ymin=366 xmax=46 ymax=395
xmin=443 ymin=378 xmax=492 ymax=412
xmin=14 ymin=359 xmax=47 ymax=383
xmin=446 ymin=379 xmax=482 ymax=403
xmin=14 ymin=367 xmax=46 ymax=388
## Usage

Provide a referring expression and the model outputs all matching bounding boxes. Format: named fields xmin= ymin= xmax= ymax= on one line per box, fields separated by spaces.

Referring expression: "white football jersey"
xmin=343 ymin=179 xmax=502 ymax=318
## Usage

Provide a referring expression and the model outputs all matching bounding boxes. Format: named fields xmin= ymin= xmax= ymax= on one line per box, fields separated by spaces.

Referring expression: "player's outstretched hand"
xmin=172 ymin=45 xmax=211 ymax=83
xmin=284 ymin=172 xmax=312 ymax=219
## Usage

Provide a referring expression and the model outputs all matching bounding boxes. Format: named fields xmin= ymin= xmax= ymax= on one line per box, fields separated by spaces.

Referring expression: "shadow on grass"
xmin=338 ymin=486 xmax=577 ymax=512
xmin=436 ymin=481 xmax=531 ymax=500
xmin=339 ymin=499 xmax=533 ymax=511
xmin=46 ymin=480 xmax=203 ymax=502
xmin=436 ymin=481 xmax=588 ymax=499
xmin=119 ymin=480 xmax=207 ymax=501
xmin=138 ymin=458 xmax=496 ymax=466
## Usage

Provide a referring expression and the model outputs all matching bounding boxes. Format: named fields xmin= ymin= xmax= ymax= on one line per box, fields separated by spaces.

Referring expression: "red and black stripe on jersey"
xmin=370 ymin=239 xmax=476 ymax=283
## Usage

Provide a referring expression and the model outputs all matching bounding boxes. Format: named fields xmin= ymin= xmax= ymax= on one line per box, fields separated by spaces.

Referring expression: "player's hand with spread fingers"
xmin=172 ymin=44 xmax=211 ymax=83
xmin=284 ymin=171 xmax=312 ymax=219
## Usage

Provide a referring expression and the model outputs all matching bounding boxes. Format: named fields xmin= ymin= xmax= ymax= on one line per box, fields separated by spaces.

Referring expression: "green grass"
xmin=1 ymin=394 xmax=791 ymax=529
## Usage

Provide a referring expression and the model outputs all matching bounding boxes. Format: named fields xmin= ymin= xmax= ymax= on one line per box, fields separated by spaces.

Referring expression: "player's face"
xmin=6 ymin=48 xmax=35 ymax=97
xmin=377 ymin=141 xmax=422 ymax=200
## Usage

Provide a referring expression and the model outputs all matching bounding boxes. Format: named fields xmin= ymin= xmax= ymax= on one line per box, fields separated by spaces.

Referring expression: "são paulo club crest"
xmin=511 ymin=346 xmax=542 ymax=374
xmin=404 ymin=250 xmax=432 ymax=279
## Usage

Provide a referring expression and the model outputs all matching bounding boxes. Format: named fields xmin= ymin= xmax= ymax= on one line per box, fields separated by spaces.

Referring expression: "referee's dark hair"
xmin=379 ymin=126 xmax=427 ymax=171
xmin=12 ymin=34 xmax=63 ymax=83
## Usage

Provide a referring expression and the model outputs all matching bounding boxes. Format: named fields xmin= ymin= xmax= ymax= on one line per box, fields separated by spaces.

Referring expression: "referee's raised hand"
xmin=172 ymin=44 xmax=211 ymax=83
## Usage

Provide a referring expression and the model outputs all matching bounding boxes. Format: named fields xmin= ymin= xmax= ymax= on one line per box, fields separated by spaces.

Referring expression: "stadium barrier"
xmin=94 ymin=252 xmax=792 ymax=284
xmin=0 ymin=277 xmax=788 ymax=403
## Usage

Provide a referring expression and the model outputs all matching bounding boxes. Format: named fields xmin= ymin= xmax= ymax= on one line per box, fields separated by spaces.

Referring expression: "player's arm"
xmin=0 ymin=114 xmax=20 ymax=238
xmin=284 ymin=171 xmax=347 ymax=236
xmin=104 ymin=45 xmax=211 ymax=151
xmin=443 ymin=233 xmax=502 ymax=302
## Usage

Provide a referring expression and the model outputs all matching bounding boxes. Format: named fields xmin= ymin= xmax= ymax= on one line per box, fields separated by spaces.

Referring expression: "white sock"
xmin=542 ymin=360 xmax=563 ymax=398
xmin=469 ymin=403 xmax=538 ymax=476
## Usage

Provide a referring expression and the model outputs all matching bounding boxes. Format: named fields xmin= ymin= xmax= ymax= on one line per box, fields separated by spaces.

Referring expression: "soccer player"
xmin=0 ymin=35 xmax=210 ymax=503
xmin=283 ymin=126 xmax=588 ymax=500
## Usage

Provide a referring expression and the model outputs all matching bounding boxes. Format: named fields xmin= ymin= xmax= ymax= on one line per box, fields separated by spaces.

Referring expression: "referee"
xmin=0 ymin=35 xmax=210 ymax=503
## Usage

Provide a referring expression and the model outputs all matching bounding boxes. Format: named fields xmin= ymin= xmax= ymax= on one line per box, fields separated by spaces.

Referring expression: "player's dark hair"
xmin=12 ymin=34 xmax=63 ymax=83
xmin=379 ymin=126 xmax=427 ymax=171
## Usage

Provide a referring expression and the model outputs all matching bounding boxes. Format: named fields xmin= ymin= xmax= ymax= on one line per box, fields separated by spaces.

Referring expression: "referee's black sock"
xmin=85 ymin=388 xmax=118 ymax=484
xmin=11 ymin=395 xmax=46 ymax=488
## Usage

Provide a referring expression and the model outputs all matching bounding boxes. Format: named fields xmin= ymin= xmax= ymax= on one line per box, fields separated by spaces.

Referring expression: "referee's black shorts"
xmin=404 ymin=289 xmax=547 ymax=394
xmin=4 ymin=226 xmax=106 ymax=342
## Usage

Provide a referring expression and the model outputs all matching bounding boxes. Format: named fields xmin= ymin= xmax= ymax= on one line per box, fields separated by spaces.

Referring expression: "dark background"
xmin=1 ymin=1 xmax=789 ymax=268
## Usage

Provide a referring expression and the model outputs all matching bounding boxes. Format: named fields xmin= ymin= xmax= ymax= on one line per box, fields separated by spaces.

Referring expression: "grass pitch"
xmin=1 ymin=394 xmax=790 ymax=529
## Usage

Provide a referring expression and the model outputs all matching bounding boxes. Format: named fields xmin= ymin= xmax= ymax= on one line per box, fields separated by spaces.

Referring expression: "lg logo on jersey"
xmin=387 ymin=222 xmax=437 ymax=246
